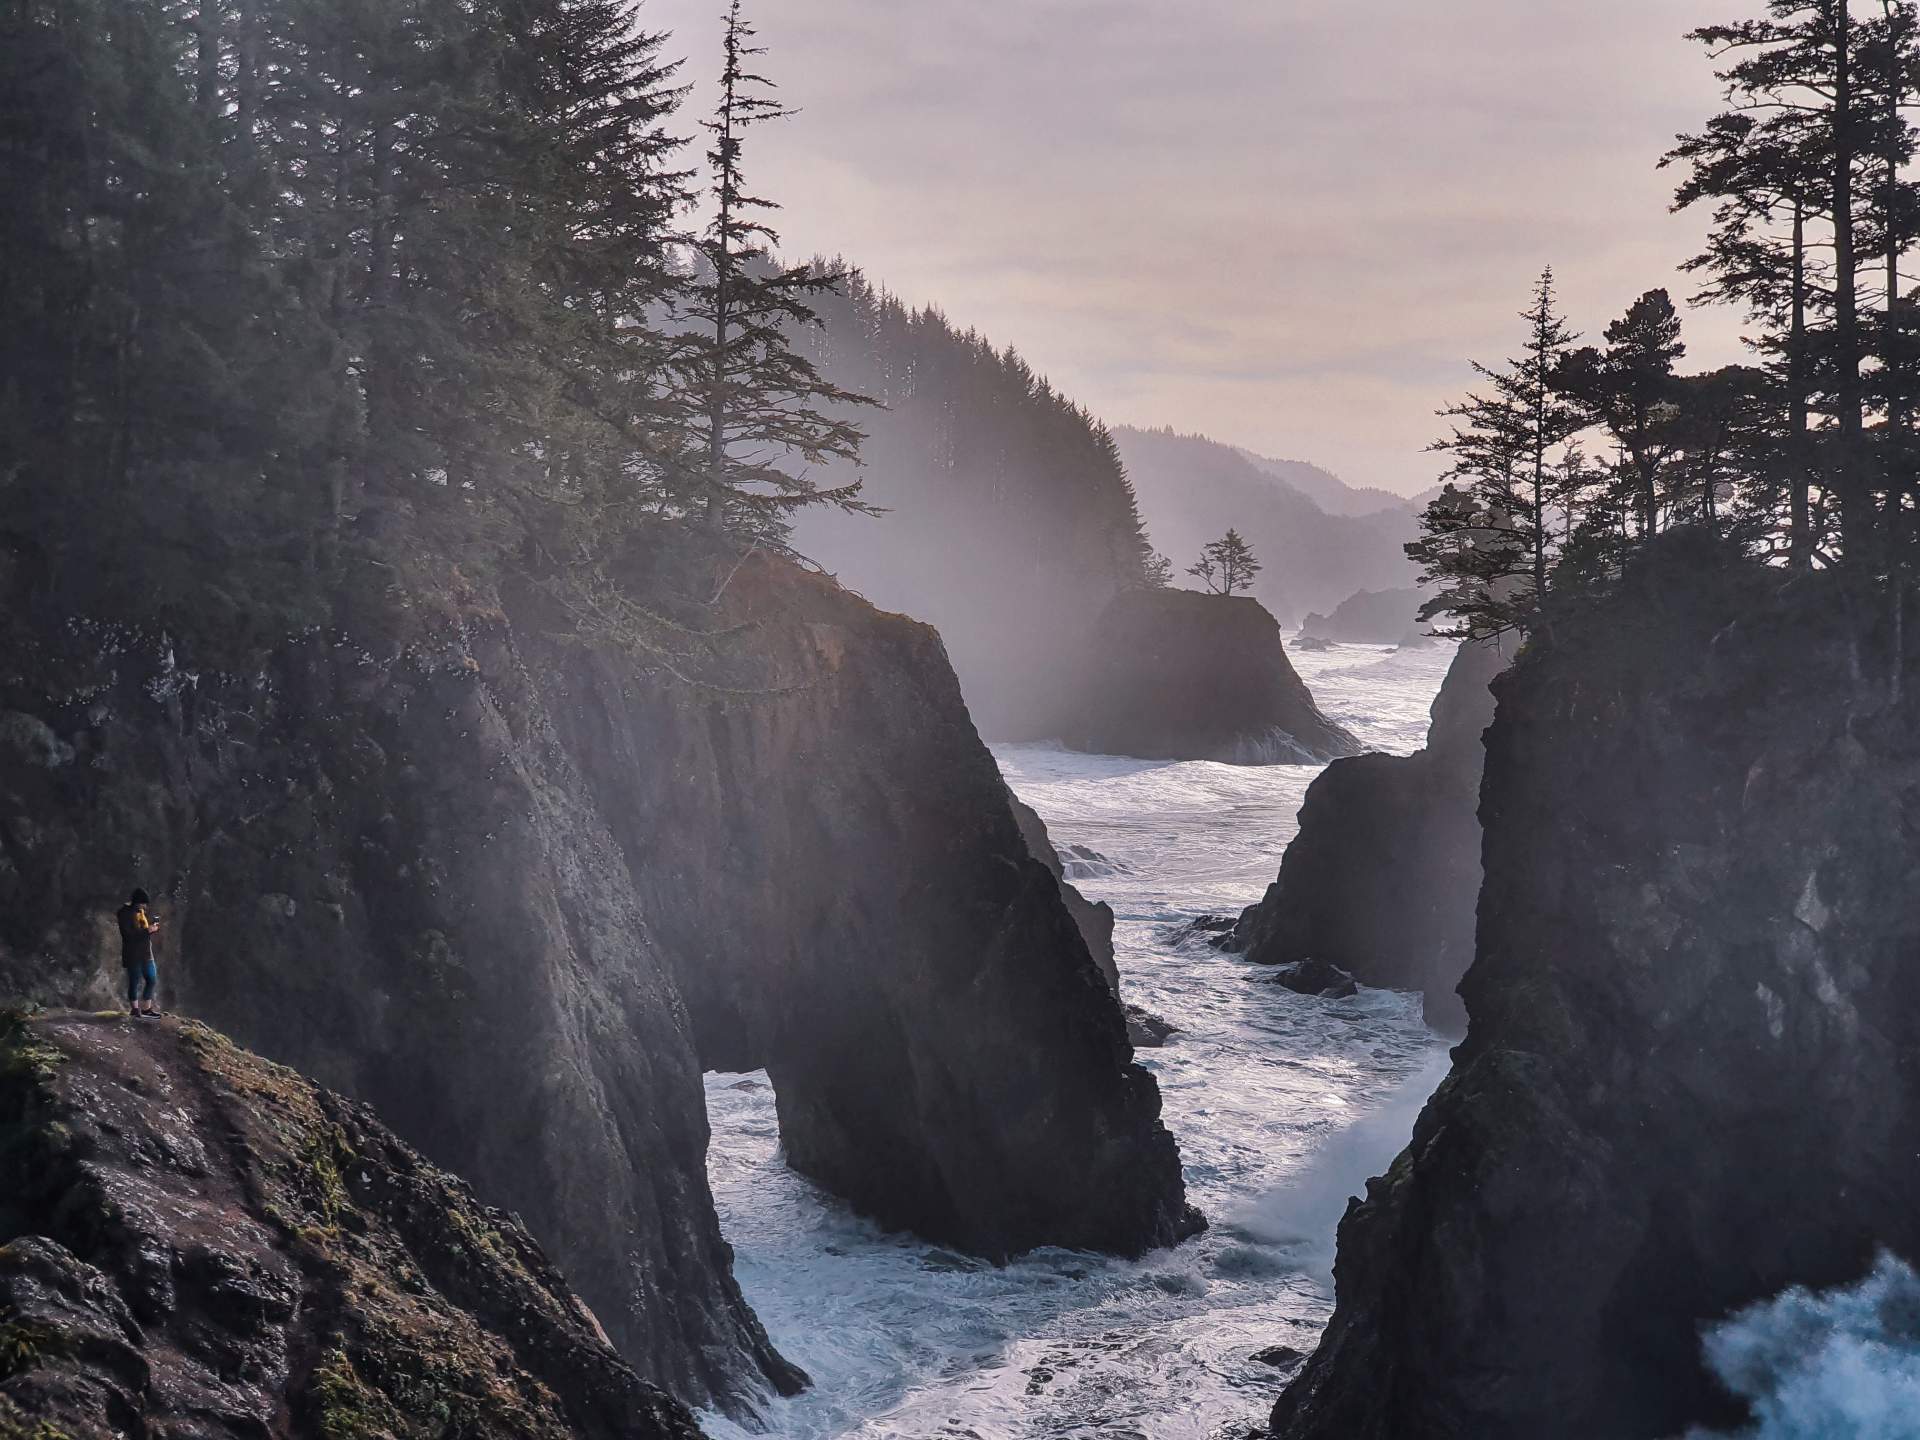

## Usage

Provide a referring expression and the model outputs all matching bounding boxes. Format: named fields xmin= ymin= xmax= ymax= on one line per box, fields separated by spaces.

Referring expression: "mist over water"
xmin=1234 ymin=1051 xmax=1450 ymax=1285
xmin=1685 ymin=1256 xmax=1920 ymax=1440
xmin=700 ymin=641 xmax=1457 ymax=1439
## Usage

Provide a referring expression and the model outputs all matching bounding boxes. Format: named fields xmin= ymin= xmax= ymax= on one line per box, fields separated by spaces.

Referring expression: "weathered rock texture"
xmin=0 ymin=1010 xmax=703 ymax=1440
xmin=1268 ymin=547 xmax=1920 ymax=1439
xmin=1009 ymin=794 xmax=1174 ymax=1047
xmin=1061 ymin=589 xmax=1359 ymax=764
xmin=1010 ymin=794 xmax=1118 ymax=994
xmin=0 ymin=518 xmax=1198 ymax=1416
xmin=1230 ymin=638 xmax=1506 ymax=1031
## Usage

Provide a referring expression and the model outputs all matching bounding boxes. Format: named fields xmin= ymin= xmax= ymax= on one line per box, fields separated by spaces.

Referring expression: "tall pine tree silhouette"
xmin=669 ymin=0 xmax=874 ymax=540
xmin=1409 ymin=268 xmax=1583 ymax=635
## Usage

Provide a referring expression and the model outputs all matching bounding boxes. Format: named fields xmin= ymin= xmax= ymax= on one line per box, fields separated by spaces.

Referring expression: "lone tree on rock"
xmin=1189 ymin=529 xmax=1262 ymax=596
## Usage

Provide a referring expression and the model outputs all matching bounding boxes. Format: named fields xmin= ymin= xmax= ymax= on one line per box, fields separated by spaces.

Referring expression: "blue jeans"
xmin=126 ymin=960 xmax=157 ymax=1005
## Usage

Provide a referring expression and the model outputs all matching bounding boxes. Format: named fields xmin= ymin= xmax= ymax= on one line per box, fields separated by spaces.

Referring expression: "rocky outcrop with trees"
xmin=1268 ymin=550 xmax=1920 ymax=1439
xmin=790 ymin=275 xmax=1161 ymax=739
xmin=1061 ymin=589 xmax=1360 ymax=764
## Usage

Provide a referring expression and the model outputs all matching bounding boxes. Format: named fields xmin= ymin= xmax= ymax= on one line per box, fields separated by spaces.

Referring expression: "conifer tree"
xmin=1410 ymin=269 xmax=1584 ymax=634
xmin=1407 ymin=484 xmax=1533 ymax=638
xmin=1557 ymin=289 xmax=1689 ymax=539
xmin=1188 ymin=529 xmax=1262 ymax=596
xmin=1671 ymin=2 xmax=1920 ymax=566
xmin=1 ymin=0 xmax=693 ymax=642
xmin=667 ymin=0 xmax=874 ymax=541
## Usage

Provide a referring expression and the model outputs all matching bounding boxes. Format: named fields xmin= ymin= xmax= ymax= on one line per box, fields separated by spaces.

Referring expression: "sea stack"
xmin=1229 ymin=637 xmax=1506 ymax=1030
xmin=1269 ymin=544 xmax=1920 ymax=1439
xmin=1061 ymin=588 xmax=1359 ymax=764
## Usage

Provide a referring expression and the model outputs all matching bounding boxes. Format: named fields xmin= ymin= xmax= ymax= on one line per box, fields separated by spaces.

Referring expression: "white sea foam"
xmin=1234 ymin=1050 xmax=1450 ymax=1283
xmin=1686 ymin=1254 xmax=1920 ymax=1440
xmin=698 ymin=640 xmax=1458 ymax=1439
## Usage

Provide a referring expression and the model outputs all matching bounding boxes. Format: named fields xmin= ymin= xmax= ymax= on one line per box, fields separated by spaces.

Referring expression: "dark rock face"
xmin=1123 ymin=1006 xmax=1177 ymax=1048
xmin=1062 ymin=589 xmax=1360 ymax=764
xmin=0 ymin=523 xmax=1198 ymax=1414
xmin=1009 ymin=796 xmax=1175 ymax=1048
xmin=1298 ymin=586 xmax=1426 ymax=645
xmin=1268 ymin=552 xmax=1920 ymax=1440
xmin=1009 ymin=794 xmax=1119 ymax=994
xmin=1231 ymin=639 xmax=1506 ymax=1030
xmin=1058 ymin=843 xmax=1125 ymax=881
xmin=0 ymin=1011 xmax=702 ymax=1440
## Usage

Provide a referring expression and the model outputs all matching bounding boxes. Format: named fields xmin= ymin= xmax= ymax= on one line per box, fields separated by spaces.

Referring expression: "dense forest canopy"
xmin=789 ymin=270 xmax=1159 ymax=736
xmin=0 ymin=0 xmax=874 ymax=660
xmin=1414 ymin=0 xmax=1920 ymax=659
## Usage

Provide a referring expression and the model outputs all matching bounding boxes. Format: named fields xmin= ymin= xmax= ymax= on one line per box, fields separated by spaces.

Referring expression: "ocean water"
xmin=700 ymin=640 xmax=1460 ymax=1440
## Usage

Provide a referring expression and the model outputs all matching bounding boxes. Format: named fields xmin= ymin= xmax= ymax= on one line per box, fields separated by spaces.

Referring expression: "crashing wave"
xmin=1687 ymin=1253 xmax=1920 ymax=1440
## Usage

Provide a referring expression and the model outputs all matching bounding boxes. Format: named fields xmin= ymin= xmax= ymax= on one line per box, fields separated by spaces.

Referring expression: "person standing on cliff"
xmin=116 ymin=888 xmax=163 ymax=1018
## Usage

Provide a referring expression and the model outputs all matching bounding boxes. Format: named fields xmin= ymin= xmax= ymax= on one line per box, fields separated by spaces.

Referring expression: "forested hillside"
xmin=790 ymin=272 xmax=1157 ymax=736
xmin=1112 ymin=426 xmax=1420 ymax=622
xmin=1237 ymin=448 xmax=1409 ymax=518
xmin=1 ymin=0 xmax=696 ymax=641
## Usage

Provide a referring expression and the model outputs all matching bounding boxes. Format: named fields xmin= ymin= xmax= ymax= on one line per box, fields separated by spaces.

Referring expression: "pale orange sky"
xmin=646 ymin=0 xmax=1749 ymax=495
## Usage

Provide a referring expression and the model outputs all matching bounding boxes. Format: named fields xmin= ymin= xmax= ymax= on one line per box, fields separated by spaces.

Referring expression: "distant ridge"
xmin=1234 ymin=447 xmax=1414 ymax=518
xmin=1112 ymin=425 xmax=1421 ymax=622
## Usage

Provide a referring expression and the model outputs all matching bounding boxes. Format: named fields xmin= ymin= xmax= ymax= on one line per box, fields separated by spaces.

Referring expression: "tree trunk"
xmin=1790 ymin=203 xmax=1813 ymax=571
xmin=236 ymin=0 xmax=259 ymax=135
xmin=1832 ymin=1 xmax=1873 ymax=559
xmin=1885 ymin=0 xmax=1907 ymax=436
xmin=703 ymin=250 xmax=730 ymax=531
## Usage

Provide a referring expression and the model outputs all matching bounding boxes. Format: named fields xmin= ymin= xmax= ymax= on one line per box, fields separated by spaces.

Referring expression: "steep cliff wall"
xmin=1010 ymin=794 xmax=1119 ymax=994
xmin=1267 ymin=550 xmax=1920 ymax=1439
xmin=0 ymin=517 xmax=1198 ymax=1417
xmin=1230 ymin=639 xmax=1504 ymax=1030
xmin=1062 ymin=590 xmax=1359 ymax=764
xmin=0 ymin=1010 xmax=703 ymax=1440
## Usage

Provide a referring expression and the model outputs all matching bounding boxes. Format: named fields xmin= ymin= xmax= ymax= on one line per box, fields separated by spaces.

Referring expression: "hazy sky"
xmin=646 ymin=1 xmax=1747 ymax=495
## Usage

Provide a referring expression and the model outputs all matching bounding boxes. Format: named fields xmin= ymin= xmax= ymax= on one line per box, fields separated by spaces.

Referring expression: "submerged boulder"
xmin=1262 ymin=958 xmax=1358 ymax=999
xmin=0 ymin=1011 xmax=702 ymax=1440
xmin=1230 ymin=638 xmax=1506 ymax=1030
xmin=1061 ymin=589 xmax=1359 ymax=764
xmin=1269 ymin=545 xmax=1920 ymax=1439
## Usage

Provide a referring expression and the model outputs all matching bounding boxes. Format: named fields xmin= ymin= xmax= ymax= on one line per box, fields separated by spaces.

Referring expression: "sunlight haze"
xmin=650 ymin=0 xmax=1745 ymax=494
